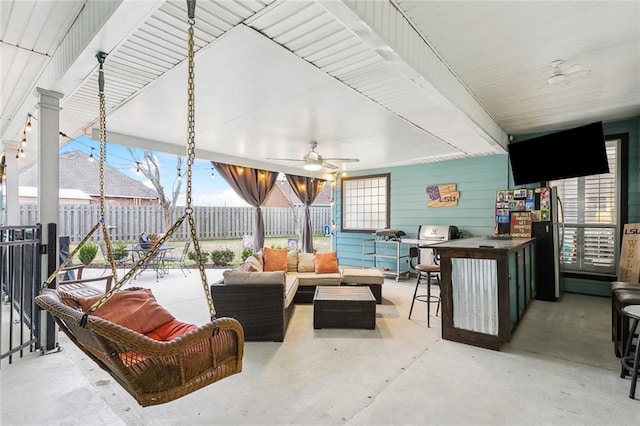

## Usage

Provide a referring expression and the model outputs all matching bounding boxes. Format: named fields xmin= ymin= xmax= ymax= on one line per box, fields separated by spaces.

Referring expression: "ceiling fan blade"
xmin=323 ymin=157 xmax=360 ymax=163
xmin=322 ymin=161 xmax=339 ymax=170
xmin=266 ymin=157 xmax=305 ymax=162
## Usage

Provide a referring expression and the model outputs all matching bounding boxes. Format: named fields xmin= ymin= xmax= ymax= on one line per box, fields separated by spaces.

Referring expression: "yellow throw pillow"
xmin=314 ymin=251 xmax=339 ymax=274
xmin=263 ymin=247 xmax=288 ymax=271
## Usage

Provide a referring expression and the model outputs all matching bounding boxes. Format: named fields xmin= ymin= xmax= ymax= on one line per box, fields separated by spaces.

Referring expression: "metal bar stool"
xmin=620 ymin=305 xmax=640 ymax=399
xmin=408 ymin=247 xmax=441 ymax=327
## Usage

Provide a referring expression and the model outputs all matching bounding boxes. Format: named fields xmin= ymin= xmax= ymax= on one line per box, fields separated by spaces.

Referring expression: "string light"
xmin=211 ymin=167 xmax=215 ymax=178
xmin=177 ymin=167 xmax=182 ymax=180
xmin=88 ymin=147 xmax=95 ymax=162
xmin=136 ymin=162 xmax=141 ymax=173
xmin=16 ymin=113 xmax=36 ymax=159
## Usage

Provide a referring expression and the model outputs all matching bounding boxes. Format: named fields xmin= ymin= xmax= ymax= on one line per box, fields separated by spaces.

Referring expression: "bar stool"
xmin=408 ymin=247 xmax=441 ymax=327
xmin=620 ymin=305 xmax=640 ymax=399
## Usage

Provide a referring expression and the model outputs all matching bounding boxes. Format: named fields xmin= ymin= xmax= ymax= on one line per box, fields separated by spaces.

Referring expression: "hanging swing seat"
xmin=35 ymin=288 xmax=244 ymax=407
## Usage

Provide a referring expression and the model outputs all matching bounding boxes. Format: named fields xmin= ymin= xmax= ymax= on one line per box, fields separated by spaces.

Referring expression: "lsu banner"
xmin=618 ymin=223 xmax=640 ymax=283
xmin=427 ymin=184 xmax=459 ymax=207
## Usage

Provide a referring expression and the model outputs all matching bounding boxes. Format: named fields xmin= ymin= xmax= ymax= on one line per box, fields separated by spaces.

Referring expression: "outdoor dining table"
xmin=125 ymin=244 xmax=174 ymax=281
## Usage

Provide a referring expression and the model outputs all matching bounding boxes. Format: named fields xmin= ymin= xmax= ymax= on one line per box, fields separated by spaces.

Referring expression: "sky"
xmin=60 ymin=135 xmax=250 ymax=207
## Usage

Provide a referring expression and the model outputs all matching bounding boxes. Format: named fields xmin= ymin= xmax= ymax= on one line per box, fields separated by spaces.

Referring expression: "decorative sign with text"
xmin=426 ymin=184 xmax=459 ymax=207
xmin=618 ymin=223 xmax=640 ymax=283
xmin=510 ymin=211 xmax=532 ymax=237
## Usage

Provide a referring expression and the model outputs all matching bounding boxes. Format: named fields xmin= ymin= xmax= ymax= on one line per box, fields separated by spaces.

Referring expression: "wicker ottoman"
xmin=313 ymin=286 xmax=376 ymax=329
xmin=341 ymin=268 xmax=384 ymax=304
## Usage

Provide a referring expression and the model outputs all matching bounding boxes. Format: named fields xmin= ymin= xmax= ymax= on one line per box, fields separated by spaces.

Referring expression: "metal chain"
xmin=97 ymin=53 xmax=119 ymax=280
xmin=185 ymin=16 xmax=216 ymax=319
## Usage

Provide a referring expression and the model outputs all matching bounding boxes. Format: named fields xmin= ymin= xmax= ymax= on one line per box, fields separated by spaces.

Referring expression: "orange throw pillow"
xmin=314 ymin=251 xmax=339 ymax=273
xmin=78 ymin=289 xmax=175 ymax=335
xmin=263 ymin=247 xmax=288 ymax=271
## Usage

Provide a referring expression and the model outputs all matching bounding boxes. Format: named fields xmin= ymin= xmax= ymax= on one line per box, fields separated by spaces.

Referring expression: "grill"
xmin=416 ymin=225 xmax=459 ymax=265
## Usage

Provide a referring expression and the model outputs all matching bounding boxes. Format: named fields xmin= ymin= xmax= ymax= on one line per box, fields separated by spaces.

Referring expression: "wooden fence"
xmin=19 ymin=204 xmax=331 ymax=243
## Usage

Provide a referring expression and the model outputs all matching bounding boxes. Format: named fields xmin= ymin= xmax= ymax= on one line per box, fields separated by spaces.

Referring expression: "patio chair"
xmin=164 ymin=241 xmax=191 ymax=277
xmin=99 ymin=242 xmax=127 ymax=276
xmin=58 ymin=265 xmax=113 ymax=297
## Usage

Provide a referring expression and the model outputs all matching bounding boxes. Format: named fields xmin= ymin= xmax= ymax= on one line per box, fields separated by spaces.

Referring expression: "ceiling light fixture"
xmin=303 ymin=160 xmax=323 ymax=171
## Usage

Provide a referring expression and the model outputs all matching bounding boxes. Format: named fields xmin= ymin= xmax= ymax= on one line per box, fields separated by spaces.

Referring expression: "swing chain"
xmin=97 ymin=51 xmax=119 ymax=280
xmin=184 ymin=9 xmax=216 ymax=319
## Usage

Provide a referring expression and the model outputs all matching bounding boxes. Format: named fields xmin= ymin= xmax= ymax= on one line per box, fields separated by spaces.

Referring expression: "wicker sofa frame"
xmin=211 ymin=283 xmax=295 ymax=342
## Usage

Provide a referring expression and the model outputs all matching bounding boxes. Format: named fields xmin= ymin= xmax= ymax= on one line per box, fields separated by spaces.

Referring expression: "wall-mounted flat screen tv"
xmin=508 ymin=121 xmax=609 ymax=186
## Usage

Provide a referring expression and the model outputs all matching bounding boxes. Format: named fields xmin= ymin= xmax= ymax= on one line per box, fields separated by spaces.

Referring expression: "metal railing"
xmin=0 ymin=224 xmax=42 ymax=367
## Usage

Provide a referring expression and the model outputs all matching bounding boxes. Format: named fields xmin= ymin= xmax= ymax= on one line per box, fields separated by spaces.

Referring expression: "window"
xmin=553 ymin=136 xmax=623 ymax=276
xmin=341 ymin=174 xmax=390 ymax=232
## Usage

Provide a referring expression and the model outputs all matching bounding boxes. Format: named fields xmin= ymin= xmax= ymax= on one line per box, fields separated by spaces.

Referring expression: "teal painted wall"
xmin=334 ymin=154 xmax=510 ymax=268
xmin=333 ymin=117 xmax=640 ymax=296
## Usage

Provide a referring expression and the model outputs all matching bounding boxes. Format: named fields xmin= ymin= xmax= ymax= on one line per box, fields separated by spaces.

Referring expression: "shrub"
xmin=210 ymin=248 xmax=234 ymax=266
xmin=188 ymin=250 xmax=209 ymax=263
xmin=241 ymin=247 xmax=253 ymax=262
xmin=113 ymin=242 xmax=128 ymax=261
xmin=78 ymin=243 xmax=98 ymax=265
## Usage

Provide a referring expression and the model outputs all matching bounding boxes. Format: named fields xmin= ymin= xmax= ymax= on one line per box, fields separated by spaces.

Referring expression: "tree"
xmin=127 ymin=148 xmax=183 ymax=231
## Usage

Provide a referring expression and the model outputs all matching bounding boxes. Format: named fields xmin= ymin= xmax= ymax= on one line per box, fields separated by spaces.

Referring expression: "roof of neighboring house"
xmin=20 ymin=151 xmax=158 ymax=199
xmin=264 ymin=179 xmax=332 ymax=207
xmin=19 ymin=186 xmax=91 ymax=200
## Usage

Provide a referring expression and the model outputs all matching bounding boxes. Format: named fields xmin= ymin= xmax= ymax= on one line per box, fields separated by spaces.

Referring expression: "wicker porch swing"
xmin=35 ymin=0 xmax=244 ymax=407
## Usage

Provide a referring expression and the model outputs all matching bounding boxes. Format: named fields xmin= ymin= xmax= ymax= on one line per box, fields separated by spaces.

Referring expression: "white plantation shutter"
xmin=553 ymin=140 xmax=619 ymax=274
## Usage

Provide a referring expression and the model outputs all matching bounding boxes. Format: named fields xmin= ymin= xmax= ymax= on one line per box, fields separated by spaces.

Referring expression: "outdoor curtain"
xmin=285 ymin=175 xmax=326 ymax=253
xmin=212 ymin=162 xmax=278 ymax=251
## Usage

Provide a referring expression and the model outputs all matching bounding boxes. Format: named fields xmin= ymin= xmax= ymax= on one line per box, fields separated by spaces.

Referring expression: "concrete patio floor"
xmin=1 ymin=266 xmax=639 ymax=425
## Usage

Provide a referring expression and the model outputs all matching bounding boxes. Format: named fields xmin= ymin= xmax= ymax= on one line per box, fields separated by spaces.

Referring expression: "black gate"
xmin=0 ymin=224 xmax=42 ymax=367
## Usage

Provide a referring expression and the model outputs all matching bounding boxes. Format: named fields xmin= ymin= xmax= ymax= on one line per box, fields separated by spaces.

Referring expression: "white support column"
xmin=36 ymin=88 xmax=63 ymax=274
xmin=36 ymin=88 xmax=63 ymax=354
xmin=4 ymin=142 xmax=21 ymax=225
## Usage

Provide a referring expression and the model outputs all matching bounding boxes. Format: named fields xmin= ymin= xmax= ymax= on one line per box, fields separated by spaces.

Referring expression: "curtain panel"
xmin=212 ymin=162 xmax=278 ymax=250
xmin=285 ymin=175 xmax=326 ymax=253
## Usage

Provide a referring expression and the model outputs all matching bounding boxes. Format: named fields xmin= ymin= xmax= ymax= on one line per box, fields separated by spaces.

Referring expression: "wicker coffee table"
xmin=313 ymin=286 xmax=376 ymax=329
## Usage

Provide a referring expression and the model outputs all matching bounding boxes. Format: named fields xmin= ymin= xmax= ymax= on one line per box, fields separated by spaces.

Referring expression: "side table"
xmin=313 ymin=286 xmax=376 ymax=330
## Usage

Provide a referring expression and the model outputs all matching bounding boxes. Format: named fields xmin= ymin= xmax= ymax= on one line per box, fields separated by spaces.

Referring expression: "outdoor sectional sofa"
xmin=211 ymin=248 xmax=383 ymax=341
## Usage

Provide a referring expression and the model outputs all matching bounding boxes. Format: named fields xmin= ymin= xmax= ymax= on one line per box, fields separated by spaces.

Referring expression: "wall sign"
xmin=426 ymin=184 xmax=459 ymax=207
xmin=618 ymin=223 xmax=640 ymax=283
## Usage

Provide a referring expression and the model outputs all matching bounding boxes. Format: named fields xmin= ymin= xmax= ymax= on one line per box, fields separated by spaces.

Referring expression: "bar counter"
xmin=430 ymin=236 xmax=535 ymax=351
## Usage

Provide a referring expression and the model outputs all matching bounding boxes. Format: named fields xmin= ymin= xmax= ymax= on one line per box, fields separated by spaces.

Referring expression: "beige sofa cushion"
xmin=297 ymin=253 xmax=315 ymax=273
xmin=293 ymin=272 xmax=342 ymax=286
xmin=284 ymin=275 xmax=299 ymax=308
xmin=341 ymin=268 xmax=384 ymax=285
xmin=244 ymin=255 xmax=263 ymax=272
xmin=223 ymin=270 xmax=285 ymax=285
xmin=287 ymin=250 xmax=298 ymax=272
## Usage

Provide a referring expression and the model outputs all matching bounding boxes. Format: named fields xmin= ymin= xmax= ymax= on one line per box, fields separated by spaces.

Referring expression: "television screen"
xmin=508 ymin=121 xmax=609 ymax=186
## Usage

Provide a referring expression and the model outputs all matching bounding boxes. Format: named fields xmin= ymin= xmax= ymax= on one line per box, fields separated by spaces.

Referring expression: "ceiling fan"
xmin=546 ymin=59 xmax=591 ymax=87
xmin=268 ymin=141 xmax=359 ymax=171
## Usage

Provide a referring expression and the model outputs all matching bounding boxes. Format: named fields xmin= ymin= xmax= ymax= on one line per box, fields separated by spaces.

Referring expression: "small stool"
xmin=611 ymin=283 xmax=640 ymax=357
xmin=620 ymin=305 xmax=640 ymax=399
xmin=408 ymin=263 xmax=440 ymax=327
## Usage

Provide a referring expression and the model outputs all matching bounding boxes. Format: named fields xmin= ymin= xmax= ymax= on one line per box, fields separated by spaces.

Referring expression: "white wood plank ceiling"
xmin=1 ymin=0 xmax=638 ymax=176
